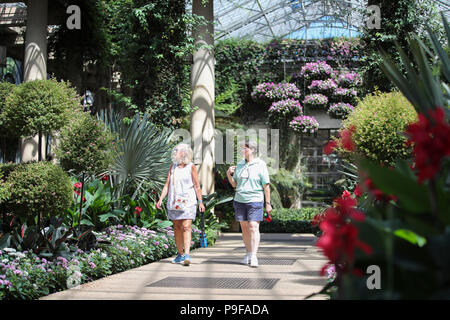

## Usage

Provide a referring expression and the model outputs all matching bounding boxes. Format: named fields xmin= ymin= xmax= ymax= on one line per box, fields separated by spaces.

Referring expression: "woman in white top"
xmin=156 ymin=143 xmax=205 ymax=266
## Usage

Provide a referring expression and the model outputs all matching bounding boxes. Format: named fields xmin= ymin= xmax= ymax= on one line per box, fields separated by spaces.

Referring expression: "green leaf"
xmin=80 ymin=219 xmax=94 ymax=227
xmin=359 ymin=158 xmax=430 ymax=213
xmin=99 ymin=213 xmax=120 ymax=222
xmin=394 ymin=229 xmax=427 ymax=247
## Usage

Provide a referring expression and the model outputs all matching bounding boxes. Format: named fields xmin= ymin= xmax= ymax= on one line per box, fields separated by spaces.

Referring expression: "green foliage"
xmin=1 ymin=79 xmax=81 ymax=138
xmin=260 ymin=207 xmax=322 ymax=233
xmin=0 ymin=82 xmax=16 ymax=137
xmin=215 ymin=79 xmax=242 ymax=116
xmin=270 ymin=168 xmax=306 ymax=208
xmin=2 ymin=161 xmax=73 ymax=224
xmin=101 ymin=0 xmax=205 ymax=129
xmin=342 ymin=91 xmax=417 ymax=165
xmin=360 ymin=0 xmax=444 ymax=94
xmin=54 ymin=111 xmax=117 ymax=175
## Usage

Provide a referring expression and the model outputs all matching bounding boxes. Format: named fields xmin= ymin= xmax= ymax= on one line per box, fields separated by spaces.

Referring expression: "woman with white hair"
xmin=227 ymin=139 xmax=272 ymax=268
xmin=156 ymin=143 xmax=205 ymax=266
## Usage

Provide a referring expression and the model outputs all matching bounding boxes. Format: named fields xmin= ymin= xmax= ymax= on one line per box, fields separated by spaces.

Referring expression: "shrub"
xmin=1 ymin=79 xmax=81 ymax=138
xmin=3 ymin=161 xmax=73 ymax=224
xmin=341 ymin=91 xmax=417 ymax=165
xmin=270 ymin=168 xmax=306 ymax=208
xmin=260 ymin=208 xmax=322 ymax=233
xmin=267 ymin=99 xmax=303 ymax=125
xmin=289 ymin=115 xmax=319 ymax=134
xmin=54 ymin=111 xmax=117 ymax=175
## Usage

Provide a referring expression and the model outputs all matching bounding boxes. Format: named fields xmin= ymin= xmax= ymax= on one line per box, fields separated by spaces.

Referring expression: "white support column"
xmin=21 ymin=0 xmax=48 ymax=162
xmin=191 ymin=0 xmax=215 ymax=196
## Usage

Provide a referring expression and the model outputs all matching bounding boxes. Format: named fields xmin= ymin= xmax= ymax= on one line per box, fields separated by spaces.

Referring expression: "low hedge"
xmin=260 ymin=207 xmax=322 ymax=233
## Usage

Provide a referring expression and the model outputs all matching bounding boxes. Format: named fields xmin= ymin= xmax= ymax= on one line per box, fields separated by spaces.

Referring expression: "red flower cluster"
xmin=263 ymin=212 xmax=272 ymax=222
xmin=74 ymin=182 xmax=82 ymax=190
xmin=323 ymin=125 xmax=356 ymax=155
xmin=100 ymin=175 xmax=109 ymax=182
xmin=134 ymin=206 xmax=142 ymax=217
xmin=406 ymin=107 xmax=450 ymax=183
xmin=316 ymin=193 xmax=372 ymax=276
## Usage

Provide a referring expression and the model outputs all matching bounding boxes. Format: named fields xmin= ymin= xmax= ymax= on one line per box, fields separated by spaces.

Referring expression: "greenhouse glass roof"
xmin=209 ymin=0 xmax=450 ymax=42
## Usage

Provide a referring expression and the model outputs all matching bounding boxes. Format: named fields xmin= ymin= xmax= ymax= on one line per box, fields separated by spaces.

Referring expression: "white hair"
xmin=171 ymin=143 xmax=193 ymax=165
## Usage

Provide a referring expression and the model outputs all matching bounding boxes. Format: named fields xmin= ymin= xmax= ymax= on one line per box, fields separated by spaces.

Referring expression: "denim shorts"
xmin=233 ymin=200 xmax=264 ymax=222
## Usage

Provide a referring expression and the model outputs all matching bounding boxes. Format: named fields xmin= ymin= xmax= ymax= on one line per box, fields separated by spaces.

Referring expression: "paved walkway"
xmin=40 ymin=233 xmax=328 ymax=300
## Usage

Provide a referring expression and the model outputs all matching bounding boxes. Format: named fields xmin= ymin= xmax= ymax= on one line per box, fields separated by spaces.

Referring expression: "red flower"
xmin=134 ymin=206 xmax=142 ymax=217
xmin=21 ymin=227 xmax=24 ymax=238
xmin=101 ymin=175 xmax=109 ymax=182
xmin=323 ymin=140 xmax=338 ymax=155
xmin=316 ymin=194 xmax=372 ymax=276
xmin=406 ymin=107 xmax=450 ymax=183
xmin=265 ymin=214 xmax=272 ymax=222
xmin=322 ymin=125 xmax=356 ymax=156
xmin=340 ymin=125 xmax=356 ymax=152
xmin=341 ymin=190 xmax=352 ymax=199
xmin=74 ymin=182 xmax=82 ymax=189
xmin=74 ymin=190 xmax=81 ymax=196
xmin=354 ymin=183 xmax=363 ymax=198
xmin=82 ymin=196 xmax=86 ymax=202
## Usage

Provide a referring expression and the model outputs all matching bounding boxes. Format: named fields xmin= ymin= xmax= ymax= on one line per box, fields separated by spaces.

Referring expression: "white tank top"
xmin=167 ymin=163 xmax=196 ymax=209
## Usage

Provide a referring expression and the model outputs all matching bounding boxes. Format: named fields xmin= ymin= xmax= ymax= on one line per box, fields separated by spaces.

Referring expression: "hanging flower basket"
xmin=328 ymin=102 xmax=354 ymax=119
xmin=302 ymin=93 xmax=329 ymax=110
xmin=332 ymin=87 xmax=358 ymax=104
xmin=251 ymin=82 xmax=301 ymax=105
xmin=299 ymin=60 xmax=334 ymax=82
xmin=267 ymin=98 xmax=303 ymax=125
xmin=289 ymin=115 xmax=319 ymax=135
xmin=337 ymin=71 xmax=362 ymax=88
xmin=308 ymin=79 xmax=338 ymax=96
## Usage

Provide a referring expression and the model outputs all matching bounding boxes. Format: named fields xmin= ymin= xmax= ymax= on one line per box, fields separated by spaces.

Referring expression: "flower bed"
xmin=289 ymin=115 xmax=319 ymax=134
xmin=251 ymin=82 xmax=301 ymax=104
xmin=0 ymin=225 xmax=214 ymax=300
xmin=302 ymin=94 xmax=329 ymax=110
xmin=267 ymin=99 xmax=303 ymax=125
xmin=328 ymin=103 xmax=354 ymax=119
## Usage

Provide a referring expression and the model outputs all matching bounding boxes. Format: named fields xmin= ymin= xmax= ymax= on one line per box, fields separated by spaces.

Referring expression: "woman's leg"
xmin=182 ymin=219 xmax=192 ymax=255
xmin=173 ymin=220 xmax=184 ymax=255
xmin=248 ymin=221 xmax=261 ymax=256
xmin=239 ymin=221 xmax=251 ymax=253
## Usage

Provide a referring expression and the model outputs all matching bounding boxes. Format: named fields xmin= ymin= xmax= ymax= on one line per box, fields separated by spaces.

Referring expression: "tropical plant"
xmin=97 ymin=110 xmax=173 ymax=204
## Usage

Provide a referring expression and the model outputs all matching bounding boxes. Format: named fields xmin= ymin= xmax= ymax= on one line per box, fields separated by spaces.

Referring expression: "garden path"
xmin=40 ymin=233 xmax=328 ymax=300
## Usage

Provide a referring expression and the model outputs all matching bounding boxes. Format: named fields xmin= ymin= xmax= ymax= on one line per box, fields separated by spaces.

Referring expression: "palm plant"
xmin=97 ymin=110 xmax=173 ymax=207
xmin=379 ymin=13 xmax=450 ymax=115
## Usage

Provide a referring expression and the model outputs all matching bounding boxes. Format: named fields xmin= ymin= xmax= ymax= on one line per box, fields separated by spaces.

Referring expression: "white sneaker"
xmin=250 ymin=255 xmax=259 ymax=268
xmin=241 ymin=253 xmax=251 ymax=265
